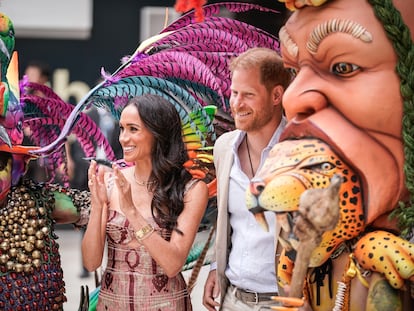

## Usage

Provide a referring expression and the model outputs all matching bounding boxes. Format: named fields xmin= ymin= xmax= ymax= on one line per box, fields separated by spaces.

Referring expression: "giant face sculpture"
xmin=278 ymin=0 xmax=413 ymax=227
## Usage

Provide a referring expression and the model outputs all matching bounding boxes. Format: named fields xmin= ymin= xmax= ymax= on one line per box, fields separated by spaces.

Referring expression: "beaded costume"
xmin=0 ymin=12 xmax=113 ymax=311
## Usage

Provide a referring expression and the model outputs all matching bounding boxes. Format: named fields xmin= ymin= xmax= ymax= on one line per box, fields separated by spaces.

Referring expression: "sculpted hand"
xmin=277 ymin=249 xmax=294 ymax=289
xmin=354 ymin=230 xmax=414 ymax=289
xmin=273 ymin=251 xmax=312 ymax=311
xmin=202 ymin=270 xmax=220 ymax=311
xmin=88 ymin=160 xmax=108 ymax=209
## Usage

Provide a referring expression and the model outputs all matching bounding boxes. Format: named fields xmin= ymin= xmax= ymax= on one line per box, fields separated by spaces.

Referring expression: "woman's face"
xmin=118 ymin=105 xmax=155 ymax=163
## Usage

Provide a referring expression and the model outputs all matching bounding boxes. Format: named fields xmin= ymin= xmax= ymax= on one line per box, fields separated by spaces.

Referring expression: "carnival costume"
xmin=0 ymin=13 xmax=119 ymax=310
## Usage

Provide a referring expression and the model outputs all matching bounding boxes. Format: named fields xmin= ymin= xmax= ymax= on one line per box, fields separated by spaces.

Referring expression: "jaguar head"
xmin=246 ymin=138 xmax=365 ymax=267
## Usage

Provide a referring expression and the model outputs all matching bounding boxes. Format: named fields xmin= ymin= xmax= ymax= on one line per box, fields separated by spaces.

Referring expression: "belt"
xmin=231 ymin=284 xmax=278 ymax=304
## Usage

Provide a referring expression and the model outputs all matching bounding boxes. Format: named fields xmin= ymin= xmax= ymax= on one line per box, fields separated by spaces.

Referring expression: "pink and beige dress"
xmin=96 ymin=209 xmax=192 ymax=311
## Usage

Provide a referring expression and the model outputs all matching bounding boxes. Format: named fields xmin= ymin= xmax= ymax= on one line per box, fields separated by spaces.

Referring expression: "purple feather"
xmin=163 ymin=2 xmax=279 ymax=32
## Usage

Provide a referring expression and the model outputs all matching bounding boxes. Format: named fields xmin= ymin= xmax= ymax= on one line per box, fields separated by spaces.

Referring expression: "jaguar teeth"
xmin=254 ymin=212 xmax=269 ymax=232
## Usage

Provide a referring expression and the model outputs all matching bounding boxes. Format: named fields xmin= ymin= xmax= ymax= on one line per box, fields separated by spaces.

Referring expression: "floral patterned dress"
xmin=96 ymin=209 xmax=192 ymax=311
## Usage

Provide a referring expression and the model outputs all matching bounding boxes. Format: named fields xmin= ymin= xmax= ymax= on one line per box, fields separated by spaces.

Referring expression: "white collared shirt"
xmin=225 ymin=117 xmax=286 ymax=293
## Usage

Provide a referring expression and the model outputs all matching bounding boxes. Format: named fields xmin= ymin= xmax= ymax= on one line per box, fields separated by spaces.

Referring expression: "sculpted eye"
xmin=332 ymin=62 xmax=360 ymax=76
xmin=305 ymin=161 xmax=335 ymax=173
xmin=320 ymin=162 xmax=334 ymax=170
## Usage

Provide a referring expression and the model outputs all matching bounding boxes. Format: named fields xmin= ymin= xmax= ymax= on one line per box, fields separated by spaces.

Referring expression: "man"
xmin=203 ymin=47 xmax=292 ymax=310
xmin=263 ymin=0 xmax=414 ymax=309
xmin=23 ymin=60 xmax=52 ymax=182
xmin=24 ymin=60 xmax=51 ymax=87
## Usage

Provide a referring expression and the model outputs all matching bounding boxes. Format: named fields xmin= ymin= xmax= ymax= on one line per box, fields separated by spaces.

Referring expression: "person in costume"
xmin=245 ymin=0 xmax=414 ymax=310
xmin=0 ymin=12 xmax=116 ymax=311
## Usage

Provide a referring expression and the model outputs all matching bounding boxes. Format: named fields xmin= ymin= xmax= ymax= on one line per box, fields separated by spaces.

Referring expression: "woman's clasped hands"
xmin=87 ymin=160 xmax=109 ymax=210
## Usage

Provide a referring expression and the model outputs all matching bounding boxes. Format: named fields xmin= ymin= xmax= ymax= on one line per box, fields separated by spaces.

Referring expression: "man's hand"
xmin=203 ymin=270 xmax=220 ymax=311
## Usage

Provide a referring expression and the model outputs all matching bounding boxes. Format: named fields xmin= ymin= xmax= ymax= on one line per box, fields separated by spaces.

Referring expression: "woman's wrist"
xmin=91 ymin=200 xmax=104 ymax=211
xmin=134 ymin=223 xmax=154 ymax=242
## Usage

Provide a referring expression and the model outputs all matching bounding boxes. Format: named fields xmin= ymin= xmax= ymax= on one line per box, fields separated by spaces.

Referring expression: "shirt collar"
xmin=231 ymin=116 xmax=288 ymax=153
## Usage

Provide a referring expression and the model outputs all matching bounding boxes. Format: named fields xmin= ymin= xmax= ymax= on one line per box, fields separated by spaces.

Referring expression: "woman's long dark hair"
xmin=125 ymin=94 xmax=193 ymax=234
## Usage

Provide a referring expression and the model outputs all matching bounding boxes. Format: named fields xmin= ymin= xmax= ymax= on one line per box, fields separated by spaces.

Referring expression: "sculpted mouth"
xmin=249 ymin=206 xmax=270 ymax=231
xmin=250 ymin=174 xmax=343 ymax=264
xmin=247 ymin=175 xmax=303 ymax=256
xmin=247 ymin=137 xmax=361 ymax=268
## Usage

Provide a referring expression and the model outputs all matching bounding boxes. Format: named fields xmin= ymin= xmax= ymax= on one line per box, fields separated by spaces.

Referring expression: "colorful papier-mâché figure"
xmin=246 ymin=0 xmax=414 ymax=310
xmin=0 ymin=13 xmax=117 ymax=311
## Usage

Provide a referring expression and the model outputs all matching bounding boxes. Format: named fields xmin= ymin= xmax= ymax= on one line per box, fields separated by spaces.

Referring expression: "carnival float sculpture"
xmin=245 ymin=0 xmax=414 ymax=310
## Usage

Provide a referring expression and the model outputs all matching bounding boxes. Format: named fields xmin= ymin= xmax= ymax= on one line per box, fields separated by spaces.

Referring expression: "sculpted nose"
xmin=282 ymin=68 xmax=328 ymax=121
xmin=249 ymin=179 xmax=265 ymax=196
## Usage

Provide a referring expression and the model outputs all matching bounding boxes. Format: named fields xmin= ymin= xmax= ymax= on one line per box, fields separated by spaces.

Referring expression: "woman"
xmin=82 ymin=94 xmax=209 ymax=310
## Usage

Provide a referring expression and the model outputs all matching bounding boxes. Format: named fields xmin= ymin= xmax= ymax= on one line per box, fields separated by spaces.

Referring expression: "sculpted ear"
xmin=393 ymin=0 xmax=414 ymax=41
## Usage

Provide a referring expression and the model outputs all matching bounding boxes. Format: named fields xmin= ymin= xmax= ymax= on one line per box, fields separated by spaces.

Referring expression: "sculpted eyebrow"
xmin=279 ymin=19 xmax=373 ymax=59
xmin=279 ymin=26 xmax=299 ymax=58
xmin=307 ymin=19 xmax=372 ymax=54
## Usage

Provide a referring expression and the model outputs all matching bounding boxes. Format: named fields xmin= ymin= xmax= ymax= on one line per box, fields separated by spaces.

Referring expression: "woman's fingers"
xmin=112 ymin=165 xmax=127 ymax=189
xmin=88 ymin=160 xmax=97 ymax=189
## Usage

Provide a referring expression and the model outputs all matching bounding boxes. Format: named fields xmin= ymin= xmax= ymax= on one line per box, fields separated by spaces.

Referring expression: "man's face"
xmin=25 ymin=66 xmax=47 ymax=84
xmin=230 ymin=67 xmax=277 ymax=132
xmin=279 ymin=0 xmax=407 ymax=222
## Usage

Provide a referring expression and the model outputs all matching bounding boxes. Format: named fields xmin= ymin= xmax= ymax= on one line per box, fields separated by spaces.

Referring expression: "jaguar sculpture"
xmin=246 ymin=138 xmax=414 ymax=311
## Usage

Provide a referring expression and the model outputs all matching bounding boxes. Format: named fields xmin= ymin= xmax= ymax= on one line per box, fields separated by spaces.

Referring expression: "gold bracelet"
xmin=134 ymin=223 xmax=154 ymax=242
